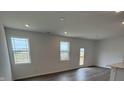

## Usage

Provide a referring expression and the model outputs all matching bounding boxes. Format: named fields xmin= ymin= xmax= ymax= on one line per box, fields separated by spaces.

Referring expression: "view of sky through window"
xmin=60 ymin=41 xmax=70 ymax=61
xmin=60 ymin=42 xmax=69 ymax=51
xmin=11 ymin=38 xmax=29 ymax=50
xmin=11 ymin=37 xmax=30 ymax=64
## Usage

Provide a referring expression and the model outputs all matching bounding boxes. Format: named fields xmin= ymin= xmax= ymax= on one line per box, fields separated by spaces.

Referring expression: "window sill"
xmin=60 ymin=60 xmax=70 ymax=62
xmin=15 ymin=62 xmax=31 ymax=65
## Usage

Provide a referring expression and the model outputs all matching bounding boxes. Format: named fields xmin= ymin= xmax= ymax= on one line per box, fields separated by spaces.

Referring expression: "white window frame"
xmin=10 ymin=36 xmax=31 ymax=64
xmin=59 ymin=41 xmax=70 ymax=61
xmin=79 ymin=48 xmax=85 ymax=66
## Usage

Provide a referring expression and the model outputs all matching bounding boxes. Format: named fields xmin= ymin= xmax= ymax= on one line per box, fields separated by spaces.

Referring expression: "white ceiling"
xmin=0 ymin=11 xmax=124 ymax=40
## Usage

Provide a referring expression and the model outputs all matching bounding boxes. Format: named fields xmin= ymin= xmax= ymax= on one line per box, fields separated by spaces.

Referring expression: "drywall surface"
xmin=0 ymin=25 xmax=12 ymax=80
xmin=6 ymin=28 xmax=95 ymax=80
xmin=95 ymin=36 xmax=124 ymax=67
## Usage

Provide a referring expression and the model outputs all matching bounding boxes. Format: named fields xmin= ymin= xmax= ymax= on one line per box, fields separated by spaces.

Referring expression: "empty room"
xmin=0 ymin=11 xmax=124 ymax=81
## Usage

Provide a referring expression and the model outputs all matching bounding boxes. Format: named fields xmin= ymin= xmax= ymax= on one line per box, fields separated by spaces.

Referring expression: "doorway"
xmin=79 ymin=48 xmax=85 ymax=66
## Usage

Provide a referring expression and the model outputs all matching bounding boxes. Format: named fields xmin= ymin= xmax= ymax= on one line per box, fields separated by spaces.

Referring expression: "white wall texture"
xmin=6 ymin=28 xmax=96 ymax=80
xmin=0 ymin=25 xmax=12 ymax=80
xmin=2 ymin=26 xmax=124 ymax=80
xmin=95 ymin=36 xmax=124 ymax=67
xmin=3 ymin=26 xmax=124 ymax=80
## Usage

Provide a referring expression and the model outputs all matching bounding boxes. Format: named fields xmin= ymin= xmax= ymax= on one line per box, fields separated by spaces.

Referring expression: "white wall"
xmin=6 ymin=28 xmax=95 ymax=80
xmin=95 ymin=36 xmax=124 ymax=67
xmin=0 ymin=25 xmax=12 ymax=80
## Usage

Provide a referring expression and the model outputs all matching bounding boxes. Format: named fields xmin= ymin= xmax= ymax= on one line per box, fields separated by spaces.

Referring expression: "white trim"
xmin=9 ymin=36 xmax=32 ymax=65
xmin=79 ymin=48 xmax=85 ymax=66
xmin=59 ymin=41 xmax=70 ymax=62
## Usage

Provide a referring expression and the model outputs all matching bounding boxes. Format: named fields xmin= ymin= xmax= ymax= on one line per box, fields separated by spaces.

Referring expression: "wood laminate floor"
xmin=18 ymin=67 xmax=110 ymax=81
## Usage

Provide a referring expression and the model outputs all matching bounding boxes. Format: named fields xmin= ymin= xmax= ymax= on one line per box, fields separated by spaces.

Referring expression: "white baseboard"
xmin=15 ymin=67 xmax=79 ymax=80
xmin=94 ymin=65 xmax=110 ymax=68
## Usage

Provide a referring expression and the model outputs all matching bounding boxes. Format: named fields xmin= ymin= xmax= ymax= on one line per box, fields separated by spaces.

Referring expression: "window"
xmin=60 ymin=41 xmax=70 ymax=61
xmin=79 ymin=48 xmax=85 ymax=65
xmin=11 ymin=37 xmax=31 ymax=64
